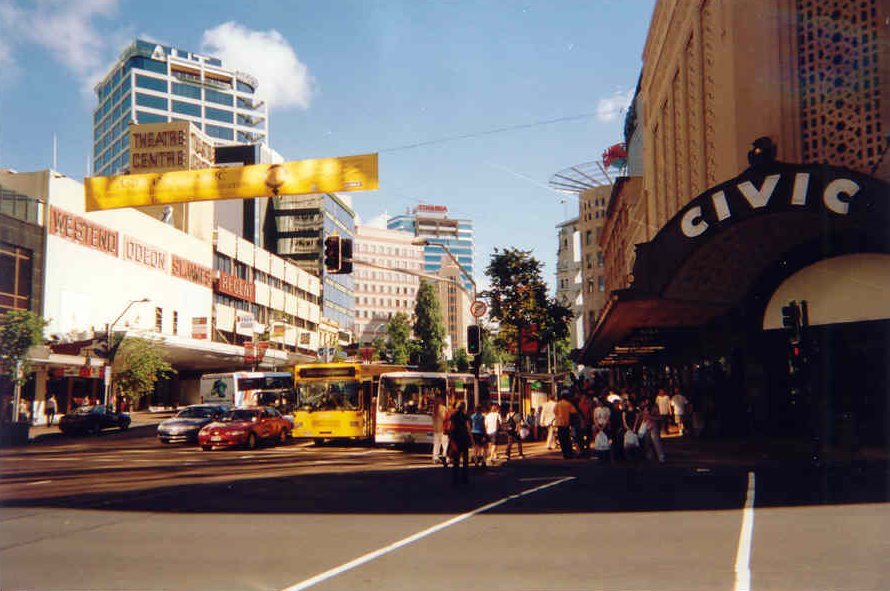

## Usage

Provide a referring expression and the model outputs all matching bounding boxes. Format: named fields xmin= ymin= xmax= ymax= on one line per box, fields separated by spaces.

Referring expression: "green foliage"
xmin=113 ymin=338 xmax=175 ymax=408
xmin=479 ymin=325 xmax=506 ymax=368
xmin=554 ymin=337 xmax=575 ymax=372
xmin=370 ymin=335 xmax=386 ymax=362
xmin=383 ymin=312 xmax=414 ymax=365
xmin=0 ymin=310 xmax=47 ymax=383
xmin=451 ymin=347 xmax=470 ymax=372
xmin=413 ymin=280 xmax=446 ymax=371
xmin=482 ymin=248 xmax=572 ymax=361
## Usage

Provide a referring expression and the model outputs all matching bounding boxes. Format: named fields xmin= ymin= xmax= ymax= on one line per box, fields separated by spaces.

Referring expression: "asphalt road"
xmin=0 ymin=425 xmax=888 ymax=590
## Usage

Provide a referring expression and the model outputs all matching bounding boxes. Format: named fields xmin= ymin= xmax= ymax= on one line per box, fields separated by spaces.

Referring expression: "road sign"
xmin=470 ymin=300 xmax=488 ymax=318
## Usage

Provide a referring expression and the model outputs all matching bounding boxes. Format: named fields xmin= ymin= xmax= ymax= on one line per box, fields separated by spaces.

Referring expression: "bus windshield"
xmin=378 ymin=377 xmax=445 ymax=415
xmin=296 ymin=381 xmax=360 ymax=411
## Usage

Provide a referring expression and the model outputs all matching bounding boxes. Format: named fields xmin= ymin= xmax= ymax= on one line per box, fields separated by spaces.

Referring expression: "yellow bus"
xmin=291 ymin=362 xmax=402 ymax=442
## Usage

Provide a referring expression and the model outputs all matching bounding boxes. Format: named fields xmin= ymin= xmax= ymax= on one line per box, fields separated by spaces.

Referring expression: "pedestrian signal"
xmin=324 ymin=235 xmax=342 ymax=273
xmin=781 ymin=301 xmax=801 ymax=343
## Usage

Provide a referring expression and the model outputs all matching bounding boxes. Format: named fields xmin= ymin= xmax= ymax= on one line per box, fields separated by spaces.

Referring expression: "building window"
xmin=0 ymin=242 xmax=32 ymax=311
xmin=205 ymin=106 xmax=234 ymax=123
xmin=135 ymin=92 xmax=168 ymax=111
xmin=135 ymin=74 xmax=167 ymax=93
xmin=155 ymin=307 xmax=163 ymax=332
xmin=206 ymin=124 xmax=234 ymax=141
xmin=172 ymin=311 xmax=178 ymax=336
xmin=597 ymin=276 xmax=605 ymax=292
xmin=172 ymin=82 xmax=201 ymax=100
xmin=205 ymin=88 xmax=233 ymax=106
xmin=172 ymin=100 xmax=201 ymax=117
xmin=136 ymin=110 xmax=167 ymax=124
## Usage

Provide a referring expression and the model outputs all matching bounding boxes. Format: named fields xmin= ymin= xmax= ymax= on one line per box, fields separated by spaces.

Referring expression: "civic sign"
xmin=85 ymin=153 xmax=379 ymax=211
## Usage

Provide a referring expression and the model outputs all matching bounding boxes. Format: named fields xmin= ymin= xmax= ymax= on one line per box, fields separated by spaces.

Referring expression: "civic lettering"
xmin=791 ymin=173 xmax=810 ymax=205
xmin=737 ymin=174 xmax=780 ymax=208
xmin=711 ymin=191 xmax=731 ymax=221
xmin=823 ymin=178 xmax=859 ymax=215
xmin=681 ymin=206 xmax=708 ymax=238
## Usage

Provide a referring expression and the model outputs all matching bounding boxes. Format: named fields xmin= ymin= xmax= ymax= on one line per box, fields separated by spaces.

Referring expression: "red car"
xmin=198 ymin=406 xmax=291 ymax=451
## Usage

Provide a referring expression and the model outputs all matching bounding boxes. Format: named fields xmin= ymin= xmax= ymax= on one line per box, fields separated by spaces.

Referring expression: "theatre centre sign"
xmin=129 ymin=121 xmax=215 ymax=174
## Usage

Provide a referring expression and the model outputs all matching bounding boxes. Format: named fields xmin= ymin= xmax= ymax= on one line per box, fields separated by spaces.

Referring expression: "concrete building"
xmin=352 ymin=225 xmax=423 ymax=346
xmin=388 ymin=204 xmax=474 ymax=294
xmin=0 ymin=168 xmax=319 ymax=417
xmin=436 ymin=259 xmax=472 ymax=353
xmin=583 ymin=0 xmax=890 ymax=447
xmin=555 ymin=217 xmax=584 ymax=350
xmin=269 ymin=193 xmax=356 ymax=339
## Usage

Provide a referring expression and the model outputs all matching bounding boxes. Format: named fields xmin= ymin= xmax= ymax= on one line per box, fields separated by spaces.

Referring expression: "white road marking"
xmin=734 ymin=471 xmax=756 ymax=591
xmin=280 ymin=476 xmax=575 ymax=591
xmin=25 ymin=480 xmax=52 ymax=486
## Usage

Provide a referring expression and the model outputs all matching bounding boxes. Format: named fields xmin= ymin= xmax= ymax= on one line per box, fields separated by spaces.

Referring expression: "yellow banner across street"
xmin=84 ymin=153 xmax=378 ymax=211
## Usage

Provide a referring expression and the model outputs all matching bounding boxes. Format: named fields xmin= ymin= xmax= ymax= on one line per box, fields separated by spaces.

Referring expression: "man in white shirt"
xmin=431 ymin=395 xmax=449 ymax=466
xmin=671 ymin=388 xmax=690 ymax=436
xmin=655 ymin=389 xmax=672 ymax=435
xmin=484 ymin=403 xmax=502 ymax=464
xmin=540 ymin=395 xmax=558 ymax=450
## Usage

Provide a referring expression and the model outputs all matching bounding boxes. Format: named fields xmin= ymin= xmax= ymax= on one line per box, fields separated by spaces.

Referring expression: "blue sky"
xmin=0 ymin=0 xmax=655 ymax=290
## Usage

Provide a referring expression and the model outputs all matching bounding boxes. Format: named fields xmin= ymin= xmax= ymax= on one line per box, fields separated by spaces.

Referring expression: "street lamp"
xmin=410 ymin=238 xmax=477 ymax=303
xmin=103 ymin=298 xmax=149 ymax=406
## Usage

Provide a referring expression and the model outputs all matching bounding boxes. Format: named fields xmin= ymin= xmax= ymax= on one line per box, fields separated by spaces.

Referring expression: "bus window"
xmin=296 ymin=381 xmax=359 ymax=411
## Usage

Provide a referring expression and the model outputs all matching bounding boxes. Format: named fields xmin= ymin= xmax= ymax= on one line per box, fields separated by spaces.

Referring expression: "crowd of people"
xmin=433 ymin=380 xmax=695 ymax=483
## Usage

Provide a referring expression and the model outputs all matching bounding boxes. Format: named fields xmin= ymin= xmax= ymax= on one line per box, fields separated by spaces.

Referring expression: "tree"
xmin=383 ymin=312 xmax=414 ymax=365
xmin=413 ymin=279 xmax=446 ymax=371
xmin=0 ymin=310 xmax=47 ymax=423
xmin=482 ymin=248 xmax=572 ymax=372
xmin=113 ymin=337 xmax=175 ymax=410
xmin=451 ymin=348 xmax=470 ymax=372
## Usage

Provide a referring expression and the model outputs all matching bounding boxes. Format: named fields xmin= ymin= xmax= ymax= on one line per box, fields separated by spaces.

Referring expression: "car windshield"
xmin=296 ymin=381 xmax=359 ymax=411
xmin=220 ymin=409 xmax=259 ymax=422
xmin=175 ymin=407 xmax=217 ymax=419
xmin=74 ymin=405 xmax=104 ymax=415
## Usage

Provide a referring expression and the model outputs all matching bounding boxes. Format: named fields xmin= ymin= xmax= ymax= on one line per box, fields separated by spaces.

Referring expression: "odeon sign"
xmin=678 ymin=166 xmax=864 ymax=239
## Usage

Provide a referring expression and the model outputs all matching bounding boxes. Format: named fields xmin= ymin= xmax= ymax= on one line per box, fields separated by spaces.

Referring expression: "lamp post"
xmin=103 ymin=298 xmax=149 ymax=406
xmin=410 ymin=238 xmax=477 ymax=304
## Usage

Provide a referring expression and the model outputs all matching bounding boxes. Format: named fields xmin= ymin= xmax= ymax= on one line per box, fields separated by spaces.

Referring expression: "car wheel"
xmin=246 ymin=433 xmax=258 ymax=450
xmin=120 ymin=420 xmax=130 ymax=431
xmin=201 ymin=445 xmax=212 ymax=451
xmin=90 ymin=424 xmax=101 ymax=437
xmin=278 ymin=429 xmax=289 ymax=445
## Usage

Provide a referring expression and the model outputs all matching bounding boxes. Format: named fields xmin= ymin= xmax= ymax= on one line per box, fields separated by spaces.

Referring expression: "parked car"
xmin=198 ymin=406 xmax=291 ymax=451
xmin=157 ymin=404 xmax=230 ymax=444
xmin=59 ymin=405 xmax=131 ymax=436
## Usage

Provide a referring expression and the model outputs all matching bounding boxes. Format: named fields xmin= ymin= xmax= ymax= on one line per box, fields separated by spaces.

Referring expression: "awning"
xmin=580 ymin=155 xmax=890 ymax=366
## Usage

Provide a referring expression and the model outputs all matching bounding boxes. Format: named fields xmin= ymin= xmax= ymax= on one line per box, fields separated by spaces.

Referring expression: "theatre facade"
xmin=581 ymin=0 xmax=889 ymax=447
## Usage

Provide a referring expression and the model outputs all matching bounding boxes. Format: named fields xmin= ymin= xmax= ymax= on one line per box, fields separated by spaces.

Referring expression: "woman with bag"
xmin=504 ymin=406 xmax=525 ymax=460
xmin=448 ymin=401 xmax=472 ymax=484
xmin=622 ymin=401 xmax=642 ymax=462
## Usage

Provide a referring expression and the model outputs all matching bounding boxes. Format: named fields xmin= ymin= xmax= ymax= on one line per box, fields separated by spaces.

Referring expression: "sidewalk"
xmin=28 ymin=409 xmax=175 ymax=443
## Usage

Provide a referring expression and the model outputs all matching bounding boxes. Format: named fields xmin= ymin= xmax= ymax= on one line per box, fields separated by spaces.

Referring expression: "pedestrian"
xmin=504 ymin=406 xmax=525 ymax=460
xmin=671 ymin=387 xmax=690 ymax=436
xmin=45 ymin=394 xmax=58 ymax=426
xmin=655 ymin=388 xmax=673 ymax=435
xmin=553 ymin=392 xmax=577 ymax=459
xmin=470 ymin=405 xmax=487 ymax=466
xmin=447 ymin=401 xmax=471 ymax=484
xmin=592 ymin=400 xmax=612 ymax=462
xmin=431 ymin=395 xmax=449 ymax=466
xmin=527 ymin=406 xmax=538 ymax=441
xmin=540 ymin=396 xmax=557 ymax=449
xmin=640 ymin=402 xmax=665 ymax=463
xmin=484 ymin=403 xmax=502 ymax=464
xmin=17 ymin=398 xmax=32 ymax=424
xmin=622 ymin=400 xmax=642 ymax=461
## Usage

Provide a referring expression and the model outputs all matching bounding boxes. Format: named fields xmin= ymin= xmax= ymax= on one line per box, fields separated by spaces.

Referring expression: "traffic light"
xmin=467 ymin=325 xmax=481 ymax=355
xmin=323 ymin=235 xmax=342 ymax=273
xmin=340 ymin=238 xmax=353 ymax=274
xmin=781 ymin=301 xmax=801 ymax=343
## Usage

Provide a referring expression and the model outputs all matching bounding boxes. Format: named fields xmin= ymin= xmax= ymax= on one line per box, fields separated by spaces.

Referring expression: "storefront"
xmin=581 ymin=142 xmax=890 ymax=446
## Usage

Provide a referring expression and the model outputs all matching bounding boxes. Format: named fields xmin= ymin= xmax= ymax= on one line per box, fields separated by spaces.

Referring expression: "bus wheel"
xmin=278 ymin=429 xmax=289 ymax=445
xmin=246 ymin=433 xmax=258 ymax=450
xmin=313 ymin=438 xmax=325 ymax=446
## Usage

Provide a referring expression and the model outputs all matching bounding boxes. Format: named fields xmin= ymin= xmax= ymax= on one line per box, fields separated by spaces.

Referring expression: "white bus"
xmin=375 ymin=372 xmax=478 ymax=445
xmin=199 ymin=371 xmax=295 ymax=412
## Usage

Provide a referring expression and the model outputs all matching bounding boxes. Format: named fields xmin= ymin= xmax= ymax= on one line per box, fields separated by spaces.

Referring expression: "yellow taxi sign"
xmin=85 ymin=153 xmax=378 ymax=211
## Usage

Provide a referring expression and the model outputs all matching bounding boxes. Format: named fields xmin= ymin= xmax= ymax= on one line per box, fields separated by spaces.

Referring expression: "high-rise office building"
xmin=92 ymin=39 xmax=268 ymax=178
xmin=387 ymin=204 xmax=474 ymax=294
xmin=270 ymin=193 xmax=356 ymax=336
xmin=555 ymin=217 xmax=584 ymax=350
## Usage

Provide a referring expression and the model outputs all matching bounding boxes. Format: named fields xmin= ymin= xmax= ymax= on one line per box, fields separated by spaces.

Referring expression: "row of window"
xmin=356 ymin=284 xmax=416 ymax=296
xmin=356 ymin=243 xmax=421 ymax=257
xmin=213 ymin=252 xmax=319 ymax=305
xmin=357 ymin=296 xmax=414 ymax=309
xmin=0 ymin=242 xmax=32 ymax=312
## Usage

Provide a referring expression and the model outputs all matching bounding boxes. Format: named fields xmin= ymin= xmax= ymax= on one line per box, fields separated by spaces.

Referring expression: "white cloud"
xmin=201 ymin=22 xmax=312 ymax=110
xmin=596 ymin=89 xmax=634 ymax=123
xmin=364 ymin=213 xmax=390 ymax=229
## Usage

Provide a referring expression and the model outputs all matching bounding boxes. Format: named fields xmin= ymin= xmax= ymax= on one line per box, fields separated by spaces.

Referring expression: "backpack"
xmin=506 ymin=412 xmax=517 ymax=433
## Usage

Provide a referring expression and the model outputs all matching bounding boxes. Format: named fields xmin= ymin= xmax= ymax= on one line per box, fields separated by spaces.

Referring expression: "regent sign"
xmin=679 ymin=169 xmax=861 ymax=239
xmin=85 ymin=153 xmax=378 ymax=211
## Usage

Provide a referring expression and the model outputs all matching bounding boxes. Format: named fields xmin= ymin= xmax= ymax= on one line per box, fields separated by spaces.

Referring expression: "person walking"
xmin=540 ymin=396 xmax=557 ymax=449
xmin=622 ymin=401 xmax=642 ymax=461
xmin=504 ymin=406 xmax=524 ymax=460
xmin=469 ymin=405 xmax=487 ymax=466
xmin=671 ymin=387 xmax=690 ymax=436
xmin=655 ymin=388 xmax=673 ymax=435
xmin=553 ymin=392 xmax=578 ymax=459
xmin=484 ymin=403 xmax=502 ymax=464
xmin=448 ymin=401 xmax=472 ymax=485
xmin=640 ymin=402 xmax=665 ymax=463
xmin=45 ymin=394 xmax=58 ymax=426
xmin=592 ymin=400 xmax=612 ymax=462
xmin=431 ymin=395 xmax=449 ymax=466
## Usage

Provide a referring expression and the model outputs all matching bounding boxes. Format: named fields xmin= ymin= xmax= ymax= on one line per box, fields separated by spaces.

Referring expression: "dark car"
xmin=157 ymin=404 xmax=230 ymax=444
xmin=59 ymin=405 xmax=131 ymax=436
xmin=198 ymin=406 xmax=291 ymax=451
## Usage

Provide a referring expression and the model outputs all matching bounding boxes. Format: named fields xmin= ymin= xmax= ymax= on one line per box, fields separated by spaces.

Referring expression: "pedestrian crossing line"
xmin=280 ymin=476 xmax=576 ymax=591
xmin=734 ymin=471 xmax=756 ymax=591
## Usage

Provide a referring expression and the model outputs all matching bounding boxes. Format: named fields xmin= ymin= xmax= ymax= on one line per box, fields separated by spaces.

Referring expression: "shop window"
xmin=155 ymin=307 xmax=163 ymax=332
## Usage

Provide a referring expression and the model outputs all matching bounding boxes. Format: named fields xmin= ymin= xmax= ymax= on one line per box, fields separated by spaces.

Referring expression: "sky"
xmin=0 ymin=0 xmax=655 ymax=292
